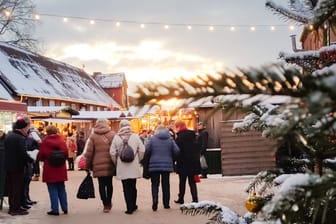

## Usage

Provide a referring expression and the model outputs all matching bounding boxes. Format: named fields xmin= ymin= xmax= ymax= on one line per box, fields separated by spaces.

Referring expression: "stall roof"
xmin=41 ymin=118 xmax=92 ymax=124
xmin=28 ymin=106 xmax=73 ymax=113
xmin=72 ymin=110 xmax=133 ymax=120
xmin=128 ymin=105 xmax=159 ymax=118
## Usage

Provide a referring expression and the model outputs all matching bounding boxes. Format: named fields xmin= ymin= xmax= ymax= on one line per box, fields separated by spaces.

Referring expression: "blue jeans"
xmin=47 ymin=182 xmax=68 ymax=213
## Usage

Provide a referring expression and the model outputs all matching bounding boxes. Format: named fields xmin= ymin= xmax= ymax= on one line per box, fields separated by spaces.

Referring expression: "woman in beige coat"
xmin=66 ymin=132 xmax=77 ymax=170
xmin=110 ymin=119 xmax=145 ymax=215
xmin=84 ymin=118 xmax=115 ymax=213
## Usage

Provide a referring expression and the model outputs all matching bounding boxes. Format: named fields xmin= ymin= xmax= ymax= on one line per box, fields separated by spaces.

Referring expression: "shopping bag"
xmin=200 ymin=155 xmax=208 ymax=169
xmin=77 ymin=155 xmax=87 ymax=170
xmin=194 ymin=175 xmax=201 ymax=183
xmin=76 ymin=171 xmax=95 ymax=199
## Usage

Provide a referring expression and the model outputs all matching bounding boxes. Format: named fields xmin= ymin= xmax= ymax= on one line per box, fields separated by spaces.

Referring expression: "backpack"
xmin=48 ymin=147 xmax=66 ymax=167
xmin=119 ymin=136 xmax=135 ymax=163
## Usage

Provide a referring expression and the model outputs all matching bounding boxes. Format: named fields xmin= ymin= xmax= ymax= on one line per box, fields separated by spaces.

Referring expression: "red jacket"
xmin=37 ymin=134 xmax=68 ymax=183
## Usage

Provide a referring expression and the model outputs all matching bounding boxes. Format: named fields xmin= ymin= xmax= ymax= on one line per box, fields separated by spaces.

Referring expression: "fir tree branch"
xmin=265 ymin=1 xmax=310 ymax=24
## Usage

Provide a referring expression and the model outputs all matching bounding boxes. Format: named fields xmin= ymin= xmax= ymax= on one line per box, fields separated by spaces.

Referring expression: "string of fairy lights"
xmin=32 ymin=12 xmax=301 ymax=32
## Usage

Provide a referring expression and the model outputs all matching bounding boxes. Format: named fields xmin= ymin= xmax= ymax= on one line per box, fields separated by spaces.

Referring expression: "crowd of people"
xmin=1 ymin=116 xmax=209 ymax=217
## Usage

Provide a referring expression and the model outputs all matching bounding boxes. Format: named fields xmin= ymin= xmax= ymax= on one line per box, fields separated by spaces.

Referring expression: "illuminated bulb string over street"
xmin=33 ymin=13 xmax=299 ymax=32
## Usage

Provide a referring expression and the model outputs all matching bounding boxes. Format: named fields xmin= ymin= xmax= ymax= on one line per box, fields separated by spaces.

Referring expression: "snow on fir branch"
xmin=265 ymin=0 xmax=311 ymax=24
xmin=180 ymin=201 xmax=250 ymax=224
xmin=245 ymin=170 xmax=280 ymax=197
xmin=232 ymin=103 xmax=288 ymax=137
xmin=259 ymin=172 xmax=336 ymax=223
xmin=311 ymin=0 xmax=336 ymax=28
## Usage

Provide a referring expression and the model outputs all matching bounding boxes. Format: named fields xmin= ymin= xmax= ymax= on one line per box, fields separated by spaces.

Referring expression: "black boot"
xmin=152 ymin=203 xmax=158 ymax=211
xmin=174 ymin=199 xmax=184 ymax=204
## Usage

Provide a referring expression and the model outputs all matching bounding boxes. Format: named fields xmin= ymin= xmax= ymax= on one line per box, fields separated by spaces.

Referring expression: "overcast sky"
xmin=33 ymin=0 xmax=301 ymax=88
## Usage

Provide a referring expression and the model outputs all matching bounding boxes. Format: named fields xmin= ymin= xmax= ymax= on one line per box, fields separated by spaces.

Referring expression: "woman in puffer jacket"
xmin=144 ymin=126 xmax=180 ymax=211
xmin=84 ymin=118 xmax=115 ymax=213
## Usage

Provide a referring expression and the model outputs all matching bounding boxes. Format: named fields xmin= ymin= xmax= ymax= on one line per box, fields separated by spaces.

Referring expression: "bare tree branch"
xmin=0 ymin=0 xmax=37 ymax=50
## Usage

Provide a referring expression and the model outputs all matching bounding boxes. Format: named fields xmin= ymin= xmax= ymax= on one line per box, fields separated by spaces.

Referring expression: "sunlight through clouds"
xmin=46 ymin=41 xmax=226 ymax=83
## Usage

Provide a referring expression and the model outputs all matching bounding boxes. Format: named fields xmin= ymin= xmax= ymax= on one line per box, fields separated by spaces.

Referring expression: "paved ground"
xmin=0 ymin=171 xmax=254 ymax=224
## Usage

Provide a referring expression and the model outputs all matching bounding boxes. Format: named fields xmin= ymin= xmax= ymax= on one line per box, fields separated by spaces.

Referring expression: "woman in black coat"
xmin=174 ymin=120 xmax=201 ymax=204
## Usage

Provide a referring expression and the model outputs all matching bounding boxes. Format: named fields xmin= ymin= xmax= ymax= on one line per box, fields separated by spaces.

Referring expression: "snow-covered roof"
xmin=0 ymin=42 xmax=120 ymax=107
xmin=93 ymin=72 xmax=125 ymax=88
xmin=72 ymin=110 xmax=132 ymax=120
xmin=0 ymin=83 xmax=13 ymax=100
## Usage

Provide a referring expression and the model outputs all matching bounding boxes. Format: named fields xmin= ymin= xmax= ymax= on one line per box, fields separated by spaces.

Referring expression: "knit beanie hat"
xmin=119 ymin=119 xmax=131 ymax=128
xmin=15 ymin=116 xmax=30 ymax=129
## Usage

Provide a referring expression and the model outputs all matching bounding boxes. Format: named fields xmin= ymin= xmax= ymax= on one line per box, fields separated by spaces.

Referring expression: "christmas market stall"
xmin=71 ymin=110 xmax=134 ymax=135
xmin=27 ymin=105 xmax=90 ymax=137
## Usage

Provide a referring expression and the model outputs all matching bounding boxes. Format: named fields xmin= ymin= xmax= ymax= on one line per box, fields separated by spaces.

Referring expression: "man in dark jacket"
xmin=174 ymin=120 xmax=201 ymax=204
xmin=5 ymin=116 xmax=33 ymax=216
xmin=197 ymin=122 xmax=209 ymax=178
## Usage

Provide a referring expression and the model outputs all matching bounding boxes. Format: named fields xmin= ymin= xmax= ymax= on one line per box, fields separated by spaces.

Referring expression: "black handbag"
xmin=141 ymin=151 xmax=151 ymax=179
xmin=76 ymin=171 xmax=95 ymax=199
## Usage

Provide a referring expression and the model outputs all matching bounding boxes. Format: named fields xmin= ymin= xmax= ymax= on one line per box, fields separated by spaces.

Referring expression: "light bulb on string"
xmin=33 ymin=12 xmax=301 ymax=33
xmin=4 ymin=10 xmax=11 ymax=18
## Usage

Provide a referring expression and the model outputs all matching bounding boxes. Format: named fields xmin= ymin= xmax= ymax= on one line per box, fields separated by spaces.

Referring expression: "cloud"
xmin=44 ymin=40 xmax=226 ymax=83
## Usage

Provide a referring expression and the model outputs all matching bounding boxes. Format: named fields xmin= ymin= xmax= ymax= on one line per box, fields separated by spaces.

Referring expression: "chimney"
xmin=92 ymin=72 xmax=102 ymax=78
xmin=290 ymin=35 xmax=303 ymax=52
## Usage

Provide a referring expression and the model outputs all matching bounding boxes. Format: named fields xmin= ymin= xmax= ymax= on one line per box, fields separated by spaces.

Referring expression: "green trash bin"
xmin=205 ymin=148 xmax=221 ymax=174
